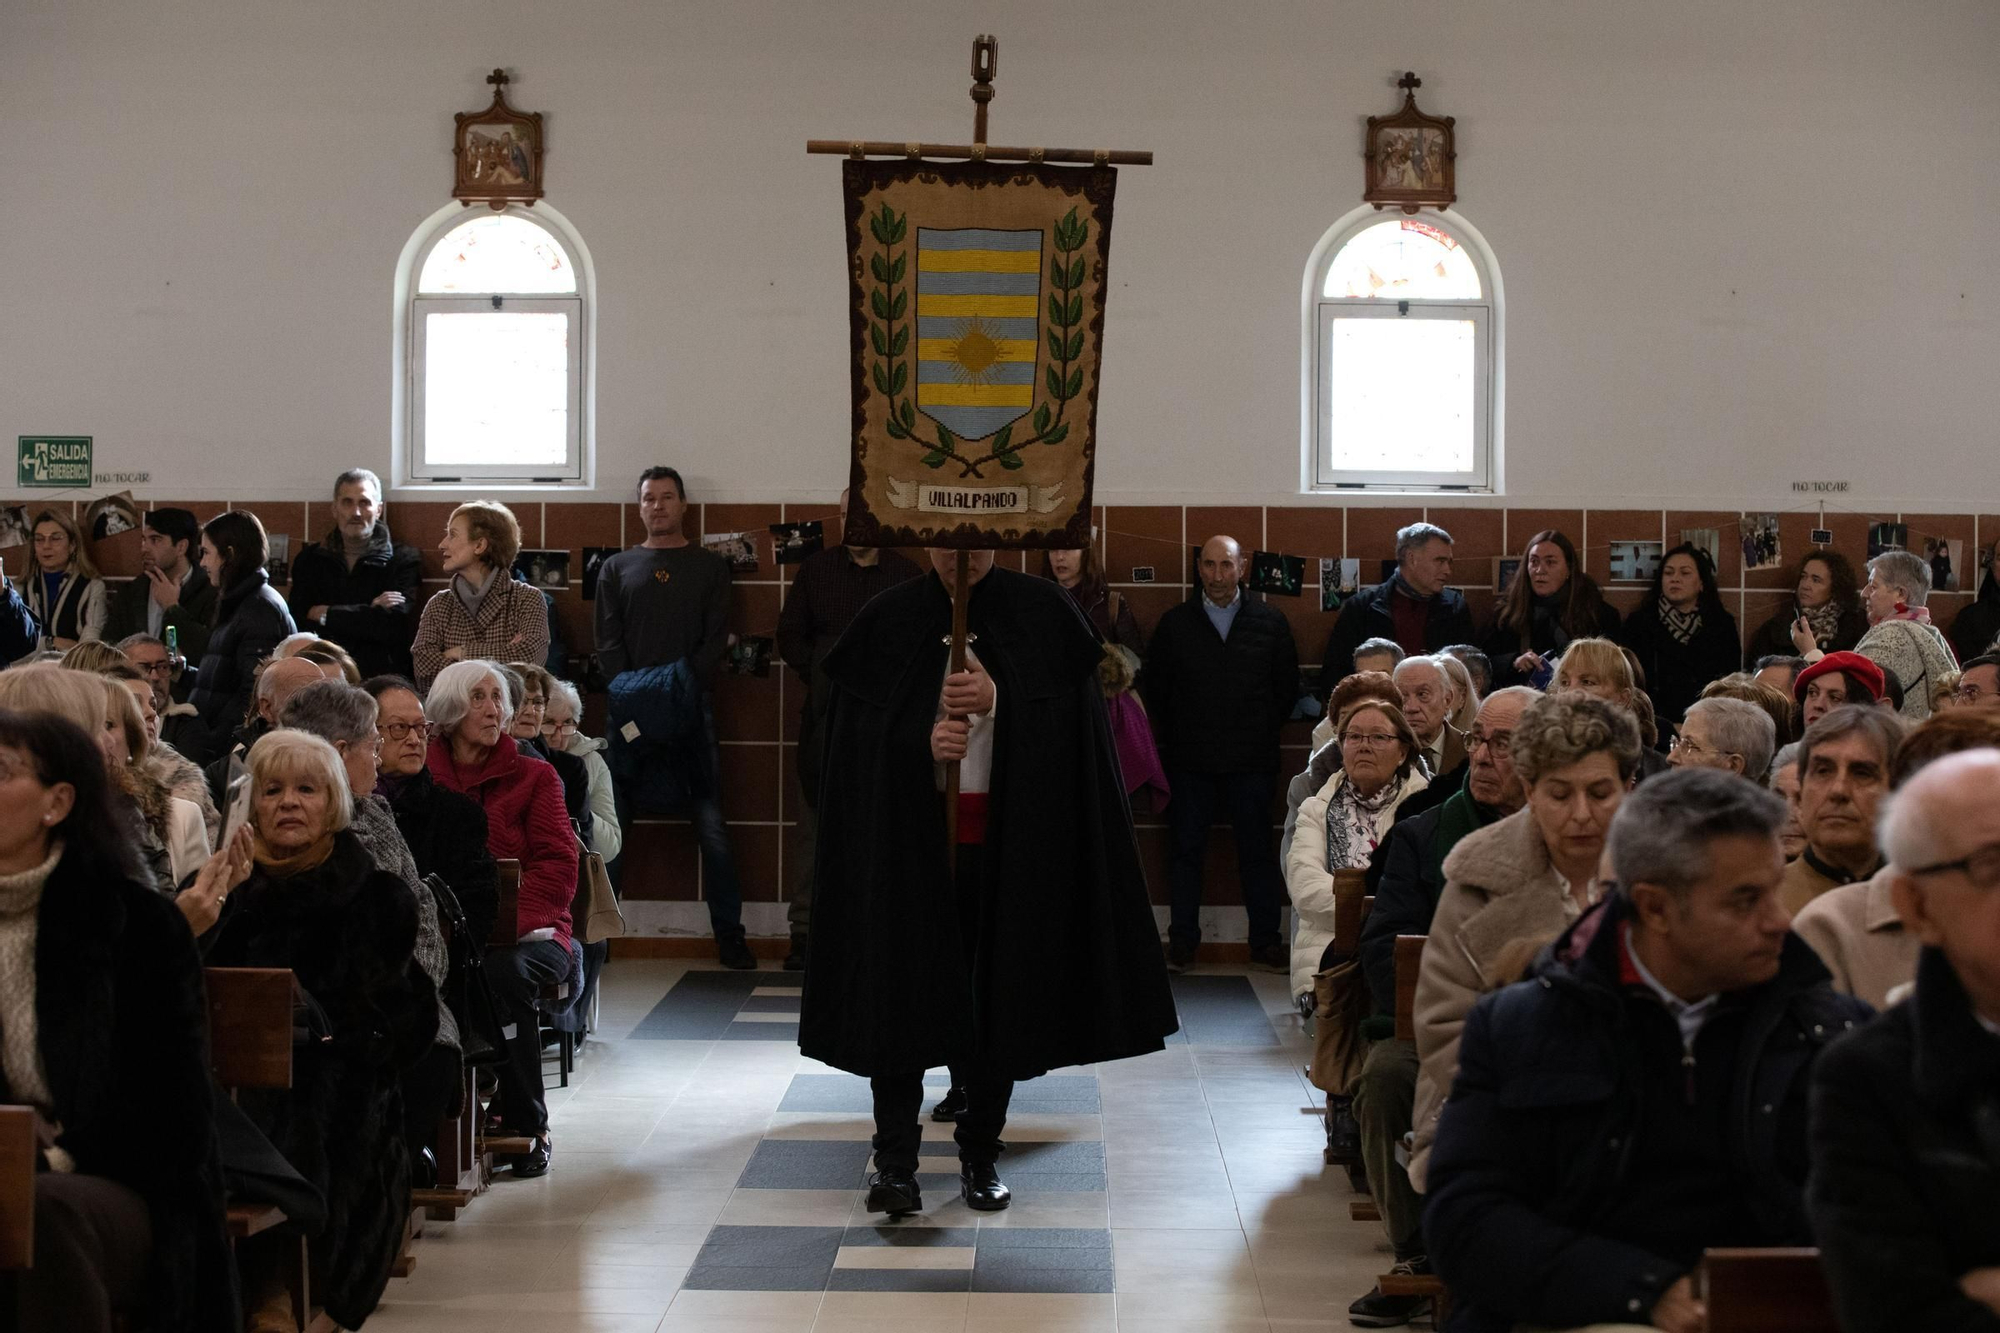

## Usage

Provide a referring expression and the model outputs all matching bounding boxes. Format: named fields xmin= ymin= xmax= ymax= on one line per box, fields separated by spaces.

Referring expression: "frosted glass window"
xmin=1321 ymin=220 xmax=1480 ymax=301
xmin=422 ymin=311 xmax=573 ymax=466
xmin=1308 ymin=214 xmax=1495 ymax=489
xmin=408 ymin=208 xmax=586 ymax=481
xmin=1325 ymin=316 xmax=1476 ymax=473
xmin=419 ymin=214 xmax=576 ymax=294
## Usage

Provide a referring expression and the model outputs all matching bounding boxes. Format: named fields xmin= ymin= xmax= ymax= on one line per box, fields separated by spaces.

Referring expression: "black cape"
xmin=798 ymin=566 xmax=1179 ymax=1079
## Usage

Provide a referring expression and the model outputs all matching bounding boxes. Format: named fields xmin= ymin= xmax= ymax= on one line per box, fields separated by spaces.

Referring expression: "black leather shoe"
xmin=960 ymin=1162 xmax=1010 ymax=1211
xmin=782 ymin=937 xmax=808 ymax=972
xmin=930 ymin=1086 xmax=968 ymax=1122
xmin=511 ymin=1134 xmax=552 ymax=1178
xmin=865 ymin=1170 xmax=923 ymax=1217
xmin=1248 ymin=943 xmax=1290 ymax=972
xmin=717 ymin=935 xmax=757 ymax=970
xmin=1165 ymin=940 xmax=1197 ymax=973
xmin=412 ymin=1146 xmax=439 ymax=1190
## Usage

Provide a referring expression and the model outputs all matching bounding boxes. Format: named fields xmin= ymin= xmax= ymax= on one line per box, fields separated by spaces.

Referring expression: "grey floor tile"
xmin=828 ymin=1268 xmax=974 ymax=1292
xmin=738 ymin=1140 xmax=877 ymax=1189
xmin=693 ymin=1225 xmax=847 ymax=1268
xmin=976 ymin=1248 xmax=1117 ymax=1275
xmin=971 ymin=1266 xmax=1116 ymax=1294
xmin=845 ymin=1226 xmax=981 ymax=1248
xmin=975 ymin=1228 xmax=1112 ymax=1251
xmin=1168 ymin=976 xmax=1281 ymax=1047
xmin=680 ymin=1262 xmax=833 ymax=1291
xmin=627 ymin=970 xmax=771 ymax=1041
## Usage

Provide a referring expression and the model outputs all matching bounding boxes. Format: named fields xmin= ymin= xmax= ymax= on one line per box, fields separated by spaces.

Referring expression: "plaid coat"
xmin=412 ymin=575 xmax=549 ymax=691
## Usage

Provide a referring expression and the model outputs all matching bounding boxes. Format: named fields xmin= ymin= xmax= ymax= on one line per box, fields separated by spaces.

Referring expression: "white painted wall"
xmin=5 ymin=0 xmax=1998 ymax=510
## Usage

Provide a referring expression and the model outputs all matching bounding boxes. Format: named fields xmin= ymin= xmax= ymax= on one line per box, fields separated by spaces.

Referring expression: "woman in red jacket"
xmin=424 ymin=658 xmax=574 ymax=1178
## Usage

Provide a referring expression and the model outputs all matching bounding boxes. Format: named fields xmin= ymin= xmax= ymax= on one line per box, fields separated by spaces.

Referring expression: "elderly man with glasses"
xmin=1666 ymin=696 xmax=1778 ymax=783
xmin=362 ymin=674 xmax=499 ymax=949
xmin=1808 ymin=749 xmax=2000 ymax=1333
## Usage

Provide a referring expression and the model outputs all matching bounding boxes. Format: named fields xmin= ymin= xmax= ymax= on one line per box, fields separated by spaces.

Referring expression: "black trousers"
xmin=485 ymin=938 xmax=571 ymax=1135
xmin=5 ymin=1173 xmax=152 ymax=1333
xmin=401 ymin=1042 xmax=464 ymax=1162
xmin=869 ymin=842 xmax=1015 ymax=1174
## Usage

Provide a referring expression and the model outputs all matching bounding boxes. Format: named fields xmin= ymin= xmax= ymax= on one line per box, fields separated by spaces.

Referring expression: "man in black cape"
xmin=799 ymin=547 xmax=1179 ymax=1216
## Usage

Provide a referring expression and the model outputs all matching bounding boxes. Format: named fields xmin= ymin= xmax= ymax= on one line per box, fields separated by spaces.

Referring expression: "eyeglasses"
xmin=133 ymin=659 xmax=171 ymax=677
xmin=1467 ymin=728 xmax=1513 ymax=754
xmin=1955 ymin=683 xmax=1994 ymax=704
xmin=1341 ymin=731 xmax=1401 ymax=749
xmin=540 ymin=719 xmax=577 ymax=738
xmin=379 ymin=721 xmax=432 ymax=742
xmin=1910 ymin=842 xmax=2000 ymax=891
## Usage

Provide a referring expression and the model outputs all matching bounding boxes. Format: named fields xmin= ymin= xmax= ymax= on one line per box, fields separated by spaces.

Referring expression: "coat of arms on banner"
xmin=842 ymin=159 xmax=1115 ymax=550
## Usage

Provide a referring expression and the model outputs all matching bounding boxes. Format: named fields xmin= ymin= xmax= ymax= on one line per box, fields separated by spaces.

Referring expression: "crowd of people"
xmin=4 ymin=486 xmax=1997 ymax=1332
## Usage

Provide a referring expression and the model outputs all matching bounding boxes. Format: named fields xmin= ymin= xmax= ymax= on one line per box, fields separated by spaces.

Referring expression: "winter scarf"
xmin=1324 ymin=772 xmax=1403 ymax=872
xmin=1802 ymin=599 xmax=1845 ymax=650
xmin=1659 ymin=596 xmax=1703 ymax=647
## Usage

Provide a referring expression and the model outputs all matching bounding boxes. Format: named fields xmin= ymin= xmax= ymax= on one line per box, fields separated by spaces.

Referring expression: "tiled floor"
xmin=369 ymin=959 xmax=1407 ymax=1332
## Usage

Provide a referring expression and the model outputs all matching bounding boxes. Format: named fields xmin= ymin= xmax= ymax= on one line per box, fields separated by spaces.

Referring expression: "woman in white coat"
xmin=543 ymin=678 xmax=621 ymax=865
xmin=1285 ymin=698 xmax=1428 ymax=1000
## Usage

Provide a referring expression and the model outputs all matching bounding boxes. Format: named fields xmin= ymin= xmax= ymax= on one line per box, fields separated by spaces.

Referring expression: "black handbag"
xmin=425 ymin=874 xmax=509 ymax=1067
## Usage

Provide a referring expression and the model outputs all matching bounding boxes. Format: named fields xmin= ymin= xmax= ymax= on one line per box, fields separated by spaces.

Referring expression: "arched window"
xmin=407 ymin=208 xmax=587 ymax=482
xmin=1306 ymin=214 xmax=1497 ymax=490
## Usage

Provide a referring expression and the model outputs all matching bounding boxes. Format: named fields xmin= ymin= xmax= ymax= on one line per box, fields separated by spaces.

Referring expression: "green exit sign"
xmin=17 ymin=436 xmax=92 ymax=488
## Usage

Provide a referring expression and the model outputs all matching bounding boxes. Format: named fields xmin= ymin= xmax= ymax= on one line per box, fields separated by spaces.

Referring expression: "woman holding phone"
xmin=1746 ymin=550 xmax=1867 ymax=666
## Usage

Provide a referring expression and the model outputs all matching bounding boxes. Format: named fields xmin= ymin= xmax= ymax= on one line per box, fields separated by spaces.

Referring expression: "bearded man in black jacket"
xmin=800 ymin=547 xmax=1178 ymax=1218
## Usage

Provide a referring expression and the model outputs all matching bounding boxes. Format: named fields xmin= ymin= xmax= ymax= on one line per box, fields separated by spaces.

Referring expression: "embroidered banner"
xmin=842 ymin=159 xmax=1115 ymax=550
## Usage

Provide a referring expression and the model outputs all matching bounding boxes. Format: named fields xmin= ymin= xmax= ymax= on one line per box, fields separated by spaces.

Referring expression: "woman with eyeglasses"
xmin=1283 ymin=698 xmax=1430 ymax=1003
xmin=362 ymin=675 xmax=499 ymax=948
xmin=1480 ymin=530 xmax=1621 ymax=690
xmin=542 ymin=678 xmax=620 ymax=865
xmin=504 ymin=661 xmax=594 ymax=842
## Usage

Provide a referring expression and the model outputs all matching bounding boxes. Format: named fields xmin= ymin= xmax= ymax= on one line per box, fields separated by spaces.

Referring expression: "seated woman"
xmin=1618 ymin=542 xmax=1741 ymax=728
xmin=1480 ymin=530 xmax=1620 ymax=689
xmin=423 ymin=659 xmax=573 ymax=1177
xmin=1747 ymin=549 xmax=1868 ymax=665
xmin=202 ymin=729 xmax=438 ymax=1332
xmin=363 ymin=674 xmax=499 ymax=946
xmin=544 ymin=677 xmax=621 ymax=866
xmin=502 ymin=661 xmax=593 ymax=836
xmin=100 ymin=674 xmax=210 ymax=886
xmin=1284 ymin=698 xmax=1429 ymax=1004
xmin=21 ymin=509 xmax=108 ymax=650
xmin=1406 ymin=692 xmax=1641 ymax=1193
xmin=1552 ymin=637 xmax=1669 ymax=780
xmin=1282 ymin=671 xmax=1406 ymax=866
xmin=98 ymin=659 xmax=219 ymax=840
xmin=279 ymin=679 xmax=461 ymax=1186
xmin=0 ymin=707 xmax=240 ymax=1333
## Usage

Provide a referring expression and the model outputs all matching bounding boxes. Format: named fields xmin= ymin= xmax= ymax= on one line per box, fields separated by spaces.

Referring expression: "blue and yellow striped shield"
xmin=915 ymin=228 xmax=1042 ymax=440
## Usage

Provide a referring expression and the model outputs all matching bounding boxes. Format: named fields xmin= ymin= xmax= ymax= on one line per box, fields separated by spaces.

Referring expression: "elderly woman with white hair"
xmin=1847 ymin=549 xmax=1960 ymax=721
xmin=280 ymin=679 xmax=462 ymax=1186
xmin=1665 ymin=695 xmax=1778 ymax=785
xmin=201 ymin=728 xmax=437 ymax=1333
xmin=424 ymin=658 xmax=573 ymax=1178
xmin=542 ymin=676 xmax=621 ymax=865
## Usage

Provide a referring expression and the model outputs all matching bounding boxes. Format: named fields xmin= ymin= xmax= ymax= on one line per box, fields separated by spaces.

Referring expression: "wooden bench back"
xmin=0 ymin=1105 xmax=33 ymax=1271
xmin=1394 ymin=935 xmax=1426 ymax=1041
xmin=205 ymin=967 xmax=294 ymax=1092
xmin=492 ymin=859 xmax=522 ymax=950
xmin=1702 ymin=1248 xmax=1838 ymax=1333
xmin=1330 ymin=868 xmax=1368 ymax=962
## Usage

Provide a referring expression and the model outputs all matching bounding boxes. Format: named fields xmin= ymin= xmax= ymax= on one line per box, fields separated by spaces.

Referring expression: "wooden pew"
xmin=1393 ymin=935 xmax=1425 ymax=1042
xmin=207 ymin=966 xmax=324 ymax=1332
xmin=1330 ymin=868 xmax=1369 ymax=966
xmin=413 ymin=897 xmax=487 ymax=1218
xmin=1374 ymin=934 xmax=1450 ymax=1325
xmin=0 ymin=1105 xmax=34 ymax=1272
xmin=1702 ymin=1248 xmax=1839 ymax=1333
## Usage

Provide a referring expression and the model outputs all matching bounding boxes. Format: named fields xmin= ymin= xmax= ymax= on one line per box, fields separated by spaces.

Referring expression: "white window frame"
xmin=1302 ymin=208 xmax=1502 ymax=494
xmin=410 ymin=295 xmax=584 ymax=482
xmin=395 ymin=203 xmax=596 ymax=487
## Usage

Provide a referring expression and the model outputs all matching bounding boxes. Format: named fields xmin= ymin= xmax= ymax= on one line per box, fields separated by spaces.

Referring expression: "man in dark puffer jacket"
xmin=1141 ymin=535 xmax=1300 ymax=972
xmin=1424 ymin=769 xmax=1870 ymax=1333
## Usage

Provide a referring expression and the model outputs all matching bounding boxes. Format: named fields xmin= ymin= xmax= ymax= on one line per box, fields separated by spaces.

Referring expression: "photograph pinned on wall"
xmin=1493 ymin=556 xmax=1522 ymax=595
xmin=580 ymin=547 xmax=619 ymax=602
xmin=1248 ymin=551 xmax=1304 ymax=598
xmin=1921 ymin=536 xmax=1963 ymax=593
xmin=1607 ymin=540 xmax=1665 ymax=584
xmin=1741 ymin=514 xmax=1783 ymax=572
xmin=512 ymin=549 xmax=570 ymax=592
xmin=725 ymin=634 xmax=773 ymax=678
xmin=1680 ymin=529 xmax=1722 ymax=575
xmin=0 ymin=506 xmax=32 ymax=551
xmin=84 ymin=492 xmax=140 ymax=542
xmin=704 ymin=531 xmax=759 ymax=573
xmin=1319 ymin=557 xmax=1342 ymax=613
xmin=1867 ymin=522 xmax=1908 ymax=561
xmin=769 ymin=520 xmax=825 ymax=566
xmin=265 ymin=533 xmax=292 ymax=586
